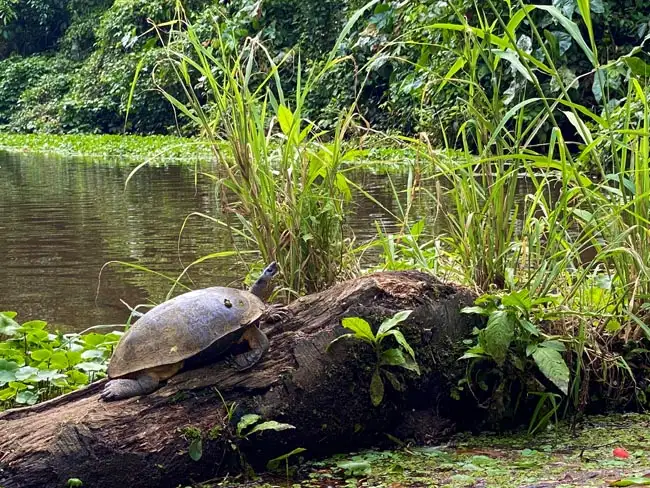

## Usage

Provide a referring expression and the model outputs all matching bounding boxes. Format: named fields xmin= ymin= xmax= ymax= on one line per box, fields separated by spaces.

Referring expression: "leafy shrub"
xmin=6 ymin=57 xmax=79 ymax=133
xmin=0 ymin=56 xmax=53 ymax=125
xmin=0 ymin=311 xmax=122 ymax=409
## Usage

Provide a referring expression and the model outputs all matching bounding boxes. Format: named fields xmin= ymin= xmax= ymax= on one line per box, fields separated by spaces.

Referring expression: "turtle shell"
xmin=107 ymin=287 xmax=266 ymax=378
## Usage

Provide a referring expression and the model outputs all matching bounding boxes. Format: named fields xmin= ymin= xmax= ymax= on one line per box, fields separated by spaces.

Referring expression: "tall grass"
xmin=365 ymin=0 xmax=650 ymax=423
xmin=129 ymin=0 xmax=379 ymax=296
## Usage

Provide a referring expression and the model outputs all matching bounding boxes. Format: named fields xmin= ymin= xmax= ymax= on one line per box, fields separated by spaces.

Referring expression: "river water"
xmin=0 ymin=151 xmax=404 ymax=331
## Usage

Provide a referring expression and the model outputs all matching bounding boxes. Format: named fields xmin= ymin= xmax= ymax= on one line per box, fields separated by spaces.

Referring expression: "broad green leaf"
xmin=103 ymin=332 xmax=123 ymax=344
xmin=539 ymin=340 xmax=566 ymax=351
xmin=553 ymin=0 xmax=575 ymax=18
xmin=247 ymin=420 xmax=296 ymax=436
xmin=0 ymin=313 xmax=20 ymax=336
xmin=75 ymin=362 xmax=105 ymax=372
xmin=624 ymin=57 xmax=650 ymax=79
xmin=188 ymin=437 xmax=203 ymax=461
xmin=67 ymin=370 xmax=89 ymax=385
xmin=277 ymin=104 xmax=294 ymax=136
xmin=532 ymin=347 xmax=570 ymax=395
xmin=341 ymin=317 xmax=376 ymax=343
xmin=0 ymin=359 xmax=18 ymax=384
xmin=0 ymin=359 xmax=19 ymax=372
xmin=8 ymin=381 xmax=26 ymax=391
xmin=31 ymin=349 xmax=52 ymax=362
xmin=15 ymin=390 xmax=38 ymax=405
xmin=237 ymin=413 xmax=261 ymax=436
xmin=83 ymin=333 xmax=108 ymax=347
xmin=370 ymin=370 xmax=384 ymax=406
xmin=26 ymin=330 xmax=49 ymax=343
xmin=526 ymin=344 xmax=538 ymax=357
xmin=382 ymin=329 xmax=416 ymax=361
xmin=380 ymin=348 xmax=406 ymax=367
xmin=479 ymin=311 xmax=515 ymax=365
xmin=21 ymin=320 xmax=47 ymax=331
xmin=377 ymin=310 xmax=413 ymax=335
xmin=606 ymin=319 xmax=622 ymax=333
xmin=66 ymin=350 xmax=82 ymax=366
xmin=0 ymin=387 xmax=16 ymax=401
xmin=51 ymin=377 xmax=70 ymax=388
xmin=461 ymin=306 xmax=491 ymax=316
xmin=335 ymin=173 xmax=352 ymax=201
xmin=15 ymin=366 xmax=39 ymax=381
xmin=50 ymin=352 xmax=69 ymax=370
xmin=81 ymin=349 xmax=105 ymax=360
xmin=400 ymin=356 xmax=421 ymax=375
xmin=501 ymin=289 xmax=532 ymax=312
xmin=519 ymin=319 xmax=540 ymax=337
xmin=37 ymin=369 xmax=67 ymax=381
xmin=460 ymin=345 xmax=486 ymax=361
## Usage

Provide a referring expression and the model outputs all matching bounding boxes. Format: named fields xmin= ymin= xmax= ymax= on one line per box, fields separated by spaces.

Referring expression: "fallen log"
xmin=0 ymin=271 xmax=480 ymax=488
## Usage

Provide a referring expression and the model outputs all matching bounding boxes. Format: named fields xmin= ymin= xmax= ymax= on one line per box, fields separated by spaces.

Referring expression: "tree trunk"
xmin=0 ymin=271 xmax=480 ymax=488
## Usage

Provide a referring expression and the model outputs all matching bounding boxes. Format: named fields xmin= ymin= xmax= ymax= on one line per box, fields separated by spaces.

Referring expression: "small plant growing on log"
xmin=329 ymin=310 xmax=419 ymax=406
xmin=179 ymin=426 xmax=204 ymax=461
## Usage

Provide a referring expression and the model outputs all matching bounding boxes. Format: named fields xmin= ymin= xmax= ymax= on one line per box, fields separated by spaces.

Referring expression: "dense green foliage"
xmin=1 ymin=0 xmax=648 ymax=138
xmin=3 ymin=0 xmax=650 ymax=439
xmin=0 ymin=312 xmax=121 ymax=409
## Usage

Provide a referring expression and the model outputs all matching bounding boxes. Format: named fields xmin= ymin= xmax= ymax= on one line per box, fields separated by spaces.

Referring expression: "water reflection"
xmin=0 ymin=152 xmax=403 ymax=331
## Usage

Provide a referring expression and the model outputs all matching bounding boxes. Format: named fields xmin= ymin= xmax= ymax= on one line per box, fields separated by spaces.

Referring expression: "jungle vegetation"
xmin=2 ymin=0 xmax=650 ymax=439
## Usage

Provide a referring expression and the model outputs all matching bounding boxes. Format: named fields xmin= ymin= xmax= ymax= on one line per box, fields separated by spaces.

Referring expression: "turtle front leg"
xmin=101 ymin=373 xmax=160 ymax=401
xmin=230 ymin=326 xmax=269 ymax=371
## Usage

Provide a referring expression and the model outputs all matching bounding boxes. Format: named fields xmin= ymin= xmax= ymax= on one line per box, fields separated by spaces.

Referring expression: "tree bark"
xmin=0 ymin=271 xmax=480 ymax=488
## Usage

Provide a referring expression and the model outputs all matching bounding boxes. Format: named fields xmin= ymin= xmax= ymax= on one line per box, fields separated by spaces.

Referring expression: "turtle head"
xmin=249 ymin=261 xmax=278 ymax=301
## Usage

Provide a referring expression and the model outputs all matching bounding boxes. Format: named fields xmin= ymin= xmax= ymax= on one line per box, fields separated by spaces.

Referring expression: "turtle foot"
xmin=100 ymin=375 xmax=159 ymax=401
xmin=264 ymin=304 xmax=291 ymax=323
xmin=227 ymin=326 xmax=270 ymax=371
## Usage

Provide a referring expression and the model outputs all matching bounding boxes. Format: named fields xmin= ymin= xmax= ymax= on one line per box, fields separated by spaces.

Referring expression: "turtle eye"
xmin=224 ymin=299 xmax=233 ymax=308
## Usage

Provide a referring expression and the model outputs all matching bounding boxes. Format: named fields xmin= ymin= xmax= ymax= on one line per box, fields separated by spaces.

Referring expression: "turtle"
xmin=100 ymin=262 xmax=279 ymax=401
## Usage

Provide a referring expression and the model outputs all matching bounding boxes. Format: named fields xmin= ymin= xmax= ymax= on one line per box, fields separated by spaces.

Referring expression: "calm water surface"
xmin=0 ymin=151 xmax=402 ymax=331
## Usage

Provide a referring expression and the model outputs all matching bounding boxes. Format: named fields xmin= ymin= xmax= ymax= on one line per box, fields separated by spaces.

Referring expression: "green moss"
xmin=180 ymin=426 xmax=202 ymax=440
xmin=202 ymin=413 xmax=650 ymax=488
